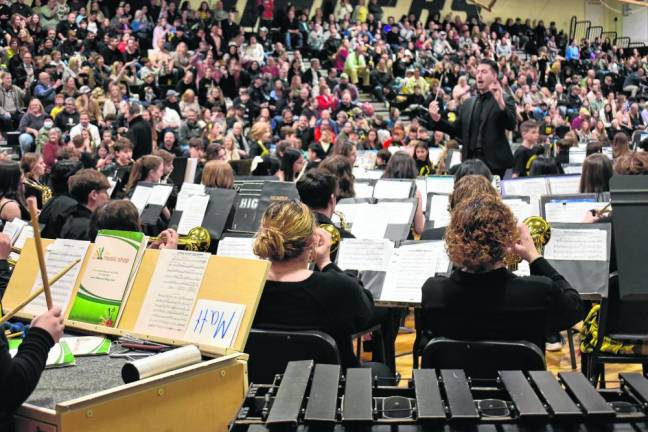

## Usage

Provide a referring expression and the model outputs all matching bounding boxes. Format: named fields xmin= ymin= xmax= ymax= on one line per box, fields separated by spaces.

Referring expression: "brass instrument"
xmin=7 ymin=246 xmax=20 ymax=267
xmin=507 ymin=216 xmax=551 ymax=271
xmin=148 ymin=227 xmax=211 ymax=252
xmin=319 ymin=210 xmax=349 ymax=253
xmin=23 ymin=178 xmax=52 ymax=204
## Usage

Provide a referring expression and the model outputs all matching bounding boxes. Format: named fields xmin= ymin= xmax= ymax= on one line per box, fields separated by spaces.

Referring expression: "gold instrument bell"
xmin=319 ymin=210 xmax=348 ymax=253
xmin=23 ymin=178 xmax=52 ymax=204
xmin=507 ymin=216 xmax=551 ymax=271
xmin=149 ymin=227 xmax=212 ymax=252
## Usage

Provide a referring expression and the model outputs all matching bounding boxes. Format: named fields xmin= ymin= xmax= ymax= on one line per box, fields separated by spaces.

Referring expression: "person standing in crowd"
xmin=428 ymin=59 xmax=517 ymax=178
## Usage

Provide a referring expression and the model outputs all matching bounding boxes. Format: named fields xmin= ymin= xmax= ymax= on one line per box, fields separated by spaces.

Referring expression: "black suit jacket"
xmin=429 ymin=93 xmax=517 ymax=170
xmin=420 ymin=258 xmax=583 ymax=352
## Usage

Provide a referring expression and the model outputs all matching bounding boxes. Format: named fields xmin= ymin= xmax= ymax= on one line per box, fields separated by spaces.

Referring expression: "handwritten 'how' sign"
xmin=184 ymin=300 xmax=246 ymax=348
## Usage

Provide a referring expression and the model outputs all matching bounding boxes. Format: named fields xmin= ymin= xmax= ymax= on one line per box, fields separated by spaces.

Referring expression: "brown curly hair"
xmin=449 ymin=175 xmax=499 ymax=211
xmin=446 ymin=195 xmax=518 ymax=272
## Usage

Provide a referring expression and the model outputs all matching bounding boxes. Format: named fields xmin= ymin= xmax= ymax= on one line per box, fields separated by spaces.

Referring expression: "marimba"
xmin=230 ymin=360 xmax=648 ymax=430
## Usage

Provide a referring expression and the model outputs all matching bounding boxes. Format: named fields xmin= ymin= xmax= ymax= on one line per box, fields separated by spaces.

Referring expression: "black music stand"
xmin=610 ymin=175 xmax=648 ymax=300
xmin=170 ymin=157 xmax=188 ymax=186
xmin=229 ymin=181 xmax=299 ymax=233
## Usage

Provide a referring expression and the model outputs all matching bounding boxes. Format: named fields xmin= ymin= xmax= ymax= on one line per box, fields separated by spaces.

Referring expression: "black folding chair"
xmin=245 ymin=328 xmax=341 ymax=384
xmin=421 ymin=337 xmax=546 ymax=380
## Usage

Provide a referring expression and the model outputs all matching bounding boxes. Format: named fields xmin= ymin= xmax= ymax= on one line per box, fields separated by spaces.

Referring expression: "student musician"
xmin=512 ymin=120 xmax=541 ymax=178
xmin=88 ymin=201 xmax=178 ymax=250
xmin=100 ymin=138 xmax=133 ymax=199
xmin=0 ymin=232 xmax=65 ymax=430
xmin=252 ymin=200 xmax=391 ymax=377
xmin=0 ymin=161 xmax=28 ymax=228
xmin=20 ymin=153 xmax=48 ymax=209
xmin=201 ymin=160 xmax=235 ymax=189
xmin=124 ymin=155 xmax=171 ymax=232
xmin=39 ymin=160 xmax=83 ymax=239
xmin=381 ymin=152 xmax=425 ymax=237
xmin=276 ymin=148 xmax=305 ymax=182
xmin=60 ymin=169 xmax=111 ymax=240
xmin=420 ymin=195 xmax=583 ymax=353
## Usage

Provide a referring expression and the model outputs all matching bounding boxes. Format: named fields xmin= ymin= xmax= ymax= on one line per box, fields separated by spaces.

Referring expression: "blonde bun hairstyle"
xmin=253 ymin=200 xmax=315 ymax=261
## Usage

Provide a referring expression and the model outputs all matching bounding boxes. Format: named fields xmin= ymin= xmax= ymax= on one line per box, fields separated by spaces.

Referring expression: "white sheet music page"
xmin=428 ymin=194 xmax=451 ymax=227
xmin=544 ymin=201 xmax=607 ymax=223
xmin=354 ymin=182 xmax=374 ymax=199
xmin=135 ymin=249 xmax=210 ymax=339
xmin=336 ymin=239 xmax=394 ymax=271
xmin=502 ymin=198 xmax=532 ymax=222
xmin=350 ymin=206 xmax=389 ymax=239
xmin=380 ymin=247 xmax=438 ymax=303
xmin=426 ymin=176 xmax=454 ymax=194
xmin=399 ymin=241 xmax=451 ymax=274
xmin=416 ymin=179 xmax=427 ymax=211
xmin=374 ymin=201 xmax=415 ymax=224
xmin=373 ymin=180 xmax=412 ymax=199
xmin=177 ymin=194 xmax=210 ymax=235
xmin=130 ymin=186 xmax=153 ymax=214
xmin=216 ymin=237 xmax=257 ymax=259
xmin=333 ymin=203 xmax=366 ymax=226
xmin=147 ymin=184 xmax=173 ymax=206
xmin=25 ymin=239 xmax=90 ymax=315
xmin=544 ymin=228 xmax=607 ymax=261
xmin=547 ymin=176 xmax=582 ymax=195
xmin=501 ymin=178 xmax=548 ymax=214
xmin=2 ymin=218 xmax=27 ymax=243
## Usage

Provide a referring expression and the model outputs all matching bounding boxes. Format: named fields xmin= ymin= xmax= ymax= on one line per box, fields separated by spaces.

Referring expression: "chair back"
xmin=245 ymin=328 xmax=341 ymax=384
xmin=603 ymin=276 xmax=648 ymax=340
xmin=421 ymin=337 xmax=546 ymax=380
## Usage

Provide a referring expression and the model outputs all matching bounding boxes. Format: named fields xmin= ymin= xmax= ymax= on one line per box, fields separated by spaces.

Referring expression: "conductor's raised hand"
xmin=312 ymin=227 xmax=332 ymax=269
xmin=429 ymin=100 xmax=441 ymax=122
xmin=32 ymin=305 xmax=65 ymax=343
xmin=513 ymin=223 xmax=541 ymax=264
xmin=489 ymin=79 xmax=506 ymax=108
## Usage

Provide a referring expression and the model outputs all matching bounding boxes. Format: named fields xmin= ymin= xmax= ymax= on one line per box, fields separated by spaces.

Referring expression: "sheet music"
xmin=501 ymin=178 xmax=549 ymax=214
xmin=399 ymin=241 xmax=451 ymax=274
xmin=216 ymin=237 xmax=257 ymax=259
xmin=426 ymin=176 xmax=454 ymax=194
xmin=514 ymin=260 xmax=530 ymax=276
xmin=354 ymin=182 xmax=374 ymax=199
xmin=130 ymin=186 xmax=153 ymax=214
xmin=373 ymin=180 xmax=412 ymax=199
xmin=427 ymin=194 xmax=450 ymax=227
xmin=352 ymin=168 xmax=383 ymax=180
xmin=177 ymin=194 xmax=210 ymax=235
xmin=135 ymin=249 xmax=210 ymax=339
xmin=184 ymin=158 xmax=198 ymax=183
xmin=107 ymin=178 xmax=117 ymax=198
xmin=429 ymin=147 xmax=444 ymax=165
xmin=176 ymin=183 xmax=206 ymax=211
xmin=374 ymin=201 xmax=415 ymax=224
xmin=380 ymin=248 xmax=438 ymax=303
xmin=147 ymin=184 xmax=173 ymax=206
xmin=563 ymin=165 xmax=583 ymax=175
xmin=544 ymin=201 xmax=607 ymax=223
xmin=449 ymin=151 xmax=462 ymax=168
xmin=547 ymin=176 xmax=582 ymax=195
xmin=2 ymin=218 xmax=27 ymax=243
xmin=336 ymin=239 xmax=394 ymax=271
xmin=10 ymin=225 xmax=34 ymax=263
xmin=544 ymin=228 xmax=607 ymax=261
xmin=502 ymin=198 xmax=532 ymax=221
xmin=416 ymin=179 xmax=427 ymax=212
xmin=569 ymin=150 xmax=586 ymax=164
xmin=25 ymin=239 xmax=90 ymax=315
xmin=181 ymin=182 xmax=205 ymax=194
xmin=334 ymin=203 xmax=365 ymax=226
xmin=351 ymin=206 xmax=389 ymax=239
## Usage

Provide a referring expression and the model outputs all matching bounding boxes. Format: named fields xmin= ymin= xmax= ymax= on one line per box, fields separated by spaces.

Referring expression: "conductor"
xmin=427 ymin=59 xmax=516 ymax=178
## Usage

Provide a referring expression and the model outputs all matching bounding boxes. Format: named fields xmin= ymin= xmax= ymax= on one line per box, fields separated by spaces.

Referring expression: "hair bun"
xmin=253 ymin=226 xmax=286 ymax=260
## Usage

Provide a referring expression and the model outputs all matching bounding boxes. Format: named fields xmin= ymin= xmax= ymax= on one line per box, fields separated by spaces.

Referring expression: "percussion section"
xmin=230 ymin=361 xmax=648 ymax=431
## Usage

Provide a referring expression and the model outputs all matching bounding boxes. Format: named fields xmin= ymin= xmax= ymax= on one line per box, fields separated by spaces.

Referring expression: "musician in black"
xmin=60 ymin=169 xmax=111 ymax=240
xmin=296 ymin=168 xmax=353 ymax=262
xmin=421 ymin=195 xmax=583 ymax=353
xmin=39 ymin=160 xmax=82 ymax=239
xmin=100 ymin=138 xmax=133 ymax=199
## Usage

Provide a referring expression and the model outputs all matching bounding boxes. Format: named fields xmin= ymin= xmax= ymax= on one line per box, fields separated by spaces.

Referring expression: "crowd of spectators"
xmin=0 ymin=0 xmax=647 ymax=180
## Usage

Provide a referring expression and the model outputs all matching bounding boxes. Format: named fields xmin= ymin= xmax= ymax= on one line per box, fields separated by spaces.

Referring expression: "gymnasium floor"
xmin=381 ymin=313 xmax=642 ymax=386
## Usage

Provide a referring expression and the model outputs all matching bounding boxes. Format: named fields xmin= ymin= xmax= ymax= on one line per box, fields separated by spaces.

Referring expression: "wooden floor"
xmin=365 ymin=312 xmax=642 ymax=387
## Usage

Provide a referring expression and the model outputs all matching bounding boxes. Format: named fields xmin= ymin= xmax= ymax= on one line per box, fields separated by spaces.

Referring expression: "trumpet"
xmin=23 ymin=178 xmax=52 ymax=204
xmin=507 ymin=216 xmax=552 ymax=271
xmin=148 ymin=227 xmax=211 ymax=252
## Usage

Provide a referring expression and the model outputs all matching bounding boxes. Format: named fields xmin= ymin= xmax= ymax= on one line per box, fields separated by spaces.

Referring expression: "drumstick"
xmin=0 ymin=258 xmax=81 ymax=326
xmin=27 ymin=197 xmax=52 ymax=310
xmin=296 ymin=159 xmax=308 ymax=182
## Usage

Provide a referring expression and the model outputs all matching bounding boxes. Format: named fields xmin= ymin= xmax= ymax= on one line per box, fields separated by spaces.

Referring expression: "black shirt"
xmin=468 ymin=92 xmax=491 ymax=154
xmin=512 ymin=145 xmax=536 ymax=177
xmin=59 ymin=204 xmax=92 ymax=240
xmin=253 ymin=263 xmax=373 ymax=368
xmin=421 ymin=258 xmax=583 ymax=352
xmin=39 ymin=194 xmax=78 ymax=240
